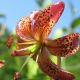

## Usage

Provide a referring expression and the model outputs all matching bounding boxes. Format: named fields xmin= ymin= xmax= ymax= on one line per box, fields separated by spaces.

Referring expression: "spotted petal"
xmin=15 ymin=16 xmax=36 ymax=56
xmin=37 ymin=47 xmax=74 ymax=80
xmin=16 ymin=16 xmax=33 ymax=41
xmin=45 ymin=33 xmax=80 ymax=57
xmin=32 ymin=1 xmax=64 ymax=41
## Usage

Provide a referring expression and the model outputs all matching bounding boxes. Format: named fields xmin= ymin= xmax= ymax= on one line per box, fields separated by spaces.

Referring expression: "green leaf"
xmin=71 ymin=17 xmax=80 ymax=29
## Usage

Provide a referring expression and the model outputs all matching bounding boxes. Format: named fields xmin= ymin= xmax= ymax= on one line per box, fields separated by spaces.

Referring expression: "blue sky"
xmin=0 ymin=0 xmax=80 ymax=34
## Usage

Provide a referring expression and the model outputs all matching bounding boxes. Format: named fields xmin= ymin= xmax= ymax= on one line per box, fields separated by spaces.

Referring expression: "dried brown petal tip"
xmin=14 ymin=72 xmax=20 ymax=80
xmin=7 ymin=35 xmax=14 ymax=48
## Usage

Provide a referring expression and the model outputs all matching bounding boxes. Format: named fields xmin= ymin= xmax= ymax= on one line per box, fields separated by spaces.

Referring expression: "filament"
xmin=19 ymin=53 xmax=34 ymax=73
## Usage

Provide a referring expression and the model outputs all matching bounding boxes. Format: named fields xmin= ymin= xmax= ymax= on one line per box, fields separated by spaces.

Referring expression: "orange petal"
xmin=16 ymin=16 xmax=36 ymax=55
xmin=16 ymin=16 xmax=33 ymax=41
xmin=37 ymin=47 xmax=74 ymax=80
xmin=0 ymin=60 xmax=5 ymax=68
xmin=45 ymin=33 xmax=80 ymax=57
xmin=32 ymin=1 xmax=64 ymax=41
xmin=7 ymin=35 xmax=14 ymax=48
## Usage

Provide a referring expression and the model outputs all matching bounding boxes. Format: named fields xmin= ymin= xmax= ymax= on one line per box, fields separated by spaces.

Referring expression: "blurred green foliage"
xmin=36 ymin=0 xmax=44 ymax=7
xmin=63 ymin=51 xmax=80 ymax=80
xmin=71 ymin=17 xmax=80 ymax=30
xmin=36 ymin=0 xmax=51 ymax=8
xmin=0 ymin=0 xmax=80 ymax=80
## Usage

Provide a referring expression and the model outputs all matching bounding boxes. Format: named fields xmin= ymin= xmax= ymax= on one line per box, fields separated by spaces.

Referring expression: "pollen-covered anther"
xmin=7 ymin=35 xmax=14 ymax=48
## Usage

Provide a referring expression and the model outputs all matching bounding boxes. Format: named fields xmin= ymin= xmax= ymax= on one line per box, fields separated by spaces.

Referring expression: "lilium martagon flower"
xmin=7 ymin=1 xmax=80 ymax=80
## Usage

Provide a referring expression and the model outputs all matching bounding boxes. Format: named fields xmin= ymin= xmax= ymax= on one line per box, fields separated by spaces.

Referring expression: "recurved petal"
xmin=42 ymin=1 xmax=65 ymax=40
xmin=45 ymin=33 xmax=80 ymax=57
xmin=16 ymin=16 xmax=33 ymax=41
xmin=37 ymin=47 xmax=74 ymax=80
xmin=32 ymin=1 xmax=64 ymax=41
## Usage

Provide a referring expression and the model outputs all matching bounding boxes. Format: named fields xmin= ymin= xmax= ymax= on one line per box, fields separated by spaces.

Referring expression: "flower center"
xmin=27 ymin=41 xmax=41 ymax=53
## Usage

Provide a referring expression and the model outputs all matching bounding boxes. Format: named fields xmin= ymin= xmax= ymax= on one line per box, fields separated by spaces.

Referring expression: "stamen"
xmin=16 ymin=47 xmax=30 ymax=52
xmin=11 ymin=50 xmax=31 ymax=56
xmin=7 ymin=35 xmax=14 ymax=48
xmin=36 ymin=54 xmax=39 ymax=63
xmin=17 ymin=41 xmax=37 ymax=45
xmin=16 ymin=44 xmax=39 ymax=52
xmin=19 ymin=53 xmax=34 ymax=73
xmin=78 ymin=37 xmax=80 ymax=50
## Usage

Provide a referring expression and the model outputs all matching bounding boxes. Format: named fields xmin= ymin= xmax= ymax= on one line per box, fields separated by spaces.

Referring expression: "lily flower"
xmin=8 ymin=1 xmax=80 ymax=80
